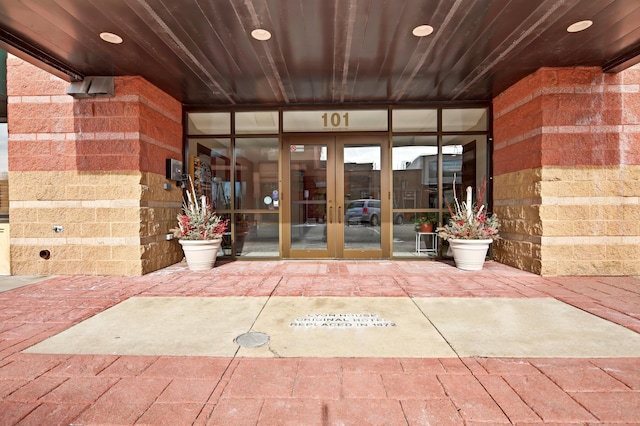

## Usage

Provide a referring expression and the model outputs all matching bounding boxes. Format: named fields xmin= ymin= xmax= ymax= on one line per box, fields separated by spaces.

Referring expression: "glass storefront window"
xmin=235 ymin=111 xmax=279 ymax=134
xmin=392 ymin=109 xmax=437 ymax=132
xmin=187 ymin=138 xmax=232 ymax=211
xmin=289 ymin=144 xmax=328 ymax=251
xmin=235 ymin=138 xmax=279 ymax=210
xmin=392 ymin=136 xmax=438 ymax=210
xmin=182 ymin=107 xmax=490 ymax=260
xmin=441 ymin=135 xmax=488 ymax=208
xmin=392 ymin=135 xmax=440 ymax=257
xmin=442 ymin=108 xmax=488 ymax=132
xmin=187 ymin=112 xmax=231 ymax=135
xmin=233 ymin=213 xmax=279 ymax=257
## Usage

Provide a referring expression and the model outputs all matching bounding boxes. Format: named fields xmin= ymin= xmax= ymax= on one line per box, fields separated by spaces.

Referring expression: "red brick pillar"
xmin=493 ymin=66 xmax=640 ymax=276
xmin=7 ymin=56 xmax=184 ymax=275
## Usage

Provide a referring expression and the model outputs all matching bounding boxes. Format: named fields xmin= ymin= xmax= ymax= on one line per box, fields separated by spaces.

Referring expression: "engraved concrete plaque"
xmin=290 ymin=313 xmax=396 ymax=328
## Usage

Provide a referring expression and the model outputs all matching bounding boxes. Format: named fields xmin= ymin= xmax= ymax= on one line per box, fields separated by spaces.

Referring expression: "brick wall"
xmin=7 ymin=56 xmax=184 ymax=275
xmin=493 ymin=66 xmax=640 ymax=276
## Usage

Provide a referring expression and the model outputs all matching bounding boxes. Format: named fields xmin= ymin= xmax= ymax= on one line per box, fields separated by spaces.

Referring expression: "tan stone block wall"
xmin=538 ymin=164 xmax=640 ymax=276
xmin=493 ymin=164 xmax=640 ymax=276
xmin=493 ymin=168 xmax=543 ymax=274
xmin=9 ymin=170 xmax=183 ymax=275
xmin=139 ymin=171 xmax=183 ymax=274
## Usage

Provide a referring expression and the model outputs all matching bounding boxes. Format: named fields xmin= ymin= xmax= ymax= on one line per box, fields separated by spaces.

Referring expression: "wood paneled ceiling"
xmin=1 ymin=0 xmax=639 ymax=106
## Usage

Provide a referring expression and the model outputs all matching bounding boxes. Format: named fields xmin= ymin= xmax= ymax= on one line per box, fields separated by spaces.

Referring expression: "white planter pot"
xmin=179 ymin=239 xmax=222 ymax=271
xmin=448 ymin=239 xmax=492 ymax=271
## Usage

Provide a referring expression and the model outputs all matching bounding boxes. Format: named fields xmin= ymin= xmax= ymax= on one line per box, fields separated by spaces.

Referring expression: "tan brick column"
xmin=7 ymin=57 xmax=184 ymax=275
xmin=493 ymin=66 xmax=640 ymax=276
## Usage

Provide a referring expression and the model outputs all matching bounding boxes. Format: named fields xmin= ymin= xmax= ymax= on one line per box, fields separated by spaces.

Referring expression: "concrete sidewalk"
xmin=0 ymin=260 xmax=639 ymax=425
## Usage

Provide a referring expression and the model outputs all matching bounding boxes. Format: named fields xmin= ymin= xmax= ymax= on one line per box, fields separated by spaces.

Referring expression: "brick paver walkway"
xmin=0 ymin=260 xmax=639 ymax=425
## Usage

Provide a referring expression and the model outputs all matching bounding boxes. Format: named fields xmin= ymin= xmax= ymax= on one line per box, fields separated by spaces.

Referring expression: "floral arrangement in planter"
xmin=436 ymin=176 xmax=499 ymax=241
xmin=171 ymin=178 xmax=228 ymax=241
xmin=417 ymin=213 xmax=437 ymax=232
xmin=436 ymin=176 xmax=499 ymax=271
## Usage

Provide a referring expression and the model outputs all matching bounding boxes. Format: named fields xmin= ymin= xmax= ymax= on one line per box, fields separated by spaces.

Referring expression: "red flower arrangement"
xmin=436 ymin=175 xmax=500 ymax=241
xmin=171 ymin=178 xmax=228 ymax=240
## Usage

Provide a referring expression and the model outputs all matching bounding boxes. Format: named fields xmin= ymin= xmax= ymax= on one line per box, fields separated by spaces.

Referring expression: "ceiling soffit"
xmin=0 ymin=0 xmax=638 ymax=106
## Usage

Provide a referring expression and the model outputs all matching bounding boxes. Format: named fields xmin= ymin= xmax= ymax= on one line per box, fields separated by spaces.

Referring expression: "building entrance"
xmin=185 ymin=107 xmax=490 ymax=260
xmin=283 ymin=135 xmax=389 ymax=259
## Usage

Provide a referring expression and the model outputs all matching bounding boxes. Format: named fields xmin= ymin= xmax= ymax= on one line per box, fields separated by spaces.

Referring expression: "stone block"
xmin=590 ymin=205 xmax=622 ymax=220
xmin=623 ymin=205 xmax=640 ymax=221
xmin=574 ymin=220 xmax=607 ymax=236
xmin=24 ymin=222 xmax=59 ymax=237
xmin=557 ymin=205 xmax=589 ymax=222
xmin=607 ymin=221 xmax=639 ymax=236
xmin=622 ymin=165 xmax=640 ymax=180
xmin=606 ymin=244 xmax=639 ymax=260
xmin=522 ymin=220 xmax=542 ymax=236
xmin=10 ymin=259 xmax=47 ymax=276
xmin=538 ymin=205 xmax=558 ymax=220
xmin=81 ymin=223 xmax=112 ymax=238
xmin=65 ymin=185 xmax=98 ymax=200
xmin=556 ymin=260 xmax=591 ymax=275
xmin=540 ymin=181 xmax=563 ymax=197
xmin=79 ymin=172 xmax=115 ymax=186
xmin=10 ymin=208 xmax=39 ymax=223
xmin=570 ymin=181 xmax=594 ymax=197
xmin=54 ymin=245 xmax=83 ymax=260
xmin=542 ymin=221 xmax=573 ymax=236
xmin=63 ymin=223 xmax=82 ymax=238
xmin=623 ymin=180 xmax=640 ymax=196
xmin=82 ymin=245 xmax=113 ymax=260
xmin=97 ymin=260 xmax=143 ymax=276
xmin=111 ymin=222 xmax=142 ymax=238
xmin=101 ymin=184 xmax=142 ymax=200
xmin=33 ymin=208 xmax=65 ymax=223
xmin=593 ymin=180 xmax=623 ymax=197
xmin=540 ymin=260 xmax=558 ymax=276
xmin=8 ymin=223 xmax=24 ymax=238
xmin=541 ymin=244 xmax=573 ymax=260
xmin=63 ymin=260 xmax=98 ymax=275
xmin=112 ymin=245 xmax=143 ymax=260
xmin=96 ymin=208 xmax=124 ymax=223
xmin=572 ymin=167 xmax=608 ymax=181
xmin=589 ymin=260 xmax=624 ymax=275
xmin=623 ymin=261 xmax=640 ymax=275
xmin=541 ymin=166 xmax=572 ymax=182
xmin=66 ymin=208 xmax=97 ymax=223
xmin=573 ymin=244 xmax=606 ymax=260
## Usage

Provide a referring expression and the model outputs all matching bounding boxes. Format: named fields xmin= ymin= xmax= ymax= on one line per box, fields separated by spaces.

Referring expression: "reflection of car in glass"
xmin=346 ymin=199 xmax=380 ymax=226
xmin=392 ymin=202 xmax=406 ymax=225
xmin=345 ymin=199 xmax=407 ymax=226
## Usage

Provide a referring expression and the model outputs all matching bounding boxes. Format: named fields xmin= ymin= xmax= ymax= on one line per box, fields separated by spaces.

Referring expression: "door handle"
xmin=329 ymin=206 xmax=333 ymax=223
xmin=338 ymin=206 xmax=342 ymax=224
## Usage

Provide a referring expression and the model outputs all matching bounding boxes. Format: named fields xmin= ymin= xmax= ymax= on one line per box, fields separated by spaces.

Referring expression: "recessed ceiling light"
xmin=412 ymin=25 xmax=434 ymax=37
xmin=100 ymin=32 xmax=123 ymax=44
xmin=251 ymin=28 xmax=272 ymax=41
xmin=567 ymin=20 xmax=593 ymax=33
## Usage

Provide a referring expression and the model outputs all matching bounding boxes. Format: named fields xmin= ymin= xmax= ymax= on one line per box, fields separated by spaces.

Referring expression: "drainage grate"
xmin=235 ymin=331 xmax=270 ymax=348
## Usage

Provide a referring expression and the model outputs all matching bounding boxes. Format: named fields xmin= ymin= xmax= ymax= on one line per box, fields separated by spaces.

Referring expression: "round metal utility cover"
xmin=235 ymin=331 xmax=270 ymax=348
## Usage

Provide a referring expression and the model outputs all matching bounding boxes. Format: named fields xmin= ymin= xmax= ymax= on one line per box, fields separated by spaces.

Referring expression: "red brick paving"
xmin=0 ymin=260 xmax=638 ymax=425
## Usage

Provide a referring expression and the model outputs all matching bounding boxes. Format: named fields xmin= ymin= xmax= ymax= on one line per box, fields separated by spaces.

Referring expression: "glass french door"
xmin=283 ymin=135 xmax=390 ymax=259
